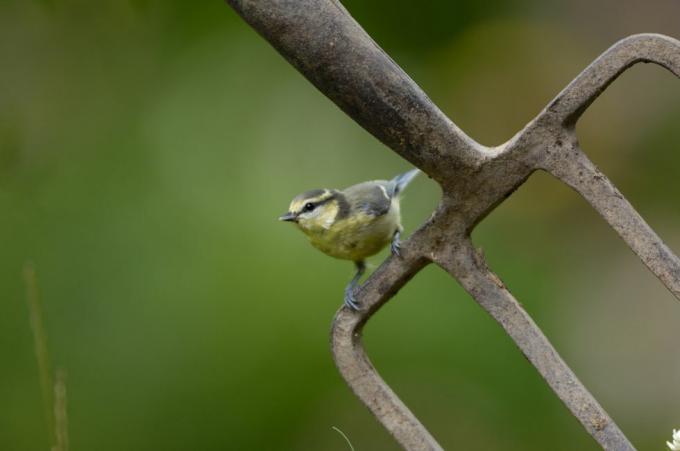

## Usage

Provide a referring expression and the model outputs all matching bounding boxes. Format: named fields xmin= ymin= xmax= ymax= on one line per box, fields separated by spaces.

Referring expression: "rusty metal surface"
xmin=226 ymin=1 xmax=680 ymax=449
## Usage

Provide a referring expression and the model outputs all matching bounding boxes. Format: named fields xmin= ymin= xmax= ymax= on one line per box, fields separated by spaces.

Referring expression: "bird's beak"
xmin=278 ymin=212 xmax=297 ymax=222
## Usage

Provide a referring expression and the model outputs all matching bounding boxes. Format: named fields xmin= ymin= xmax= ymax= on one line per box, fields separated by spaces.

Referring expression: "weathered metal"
xmin=226 ymin=1 xmax=680 ymax=449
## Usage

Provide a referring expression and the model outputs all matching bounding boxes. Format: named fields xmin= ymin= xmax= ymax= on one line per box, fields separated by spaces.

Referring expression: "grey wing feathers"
xmin=342 ymin=169 xmax=419 ymax=218
xmin=344 ymin=182 xmax=392 ymax=217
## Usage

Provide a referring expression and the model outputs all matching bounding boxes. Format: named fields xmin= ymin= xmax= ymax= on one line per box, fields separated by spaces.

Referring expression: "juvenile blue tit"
xmin=279 ymin=169 xmax=419 ymax=310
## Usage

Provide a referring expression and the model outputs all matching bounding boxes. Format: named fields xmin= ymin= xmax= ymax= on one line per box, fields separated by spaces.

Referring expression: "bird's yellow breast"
xmin=304 ymin=201 xmax=400 ymax=261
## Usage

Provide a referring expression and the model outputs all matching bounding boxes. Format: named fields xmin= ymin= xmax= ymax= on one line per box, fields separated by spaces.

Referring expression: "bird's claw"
xmin=344 ymin=287 xmax=360 ymax=311
xmin=391 ymin=233 xmax=402 ymax=257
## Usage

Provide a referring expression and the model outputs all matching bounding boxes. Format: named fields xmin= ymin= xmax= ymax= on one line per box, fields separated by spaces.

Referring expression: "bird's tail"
xmin=390 ymin=168 xmax=420 ymax=196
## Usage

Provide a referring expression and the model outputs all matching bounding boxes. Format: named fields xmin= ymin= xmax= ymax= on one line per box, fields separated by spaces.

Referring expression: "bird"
xmin=279 ymin=168 xmax=420 ymax=310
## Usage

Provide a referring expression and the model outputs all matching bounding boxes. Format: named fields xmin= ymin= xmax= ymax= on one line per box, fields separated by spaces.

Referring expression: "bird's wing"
xmin=343 ymin=181 xmax=393 ymax=217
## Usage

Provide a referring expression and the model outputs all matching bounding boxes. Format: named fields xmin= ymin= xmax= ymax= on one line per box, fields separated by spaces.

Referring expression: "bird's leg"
xmin=343 ymin=261 xmax=366 ymax=311
xmin=391 ymin=230 xmax=402 ymax=257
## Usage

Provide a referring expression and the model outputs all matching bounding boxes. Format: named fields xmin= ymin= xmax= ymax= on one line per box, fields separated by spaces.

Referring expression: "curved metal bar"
xmin=330 ymin=230 xmax=438 ymax=450
xmin=542 ymin=33 xmax=680 ymax=126
xmin=433 ymin=239 xmax=634 ymax=451
xmin=226 ymin=0 xmax=485 ymax=183
xmin=544 ymin=142 xmax=680 ymax=301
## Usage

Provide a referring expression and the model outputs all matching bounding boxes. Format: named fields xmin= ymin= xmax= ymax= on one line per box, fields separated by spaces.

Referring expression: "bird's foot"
xmin=391 ymin=232 xmax=402 ymax=257
xmin=343 ymin=285 xmax=361 ymax=311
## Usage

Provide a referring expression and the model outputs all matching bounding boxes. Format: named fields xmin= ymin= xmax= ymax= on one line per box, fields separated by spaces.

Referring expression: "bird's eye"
xmin=303 ymin=202 xmax=315 ymax=212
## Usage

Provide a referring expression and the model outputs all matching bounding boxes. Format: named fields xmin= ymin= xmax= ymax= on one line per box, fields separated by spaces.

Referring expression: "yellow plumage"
xmin=279 ymin=169 xmax=419 ymax=310
xmin=307 ymin=202 xmax=400 ymax=261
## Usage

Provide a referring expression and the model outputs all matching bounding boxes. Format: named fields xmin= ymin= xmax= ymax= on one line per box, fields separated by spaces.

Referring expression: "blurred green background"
xmin=1 ymin=1 xmax=679 ymax=450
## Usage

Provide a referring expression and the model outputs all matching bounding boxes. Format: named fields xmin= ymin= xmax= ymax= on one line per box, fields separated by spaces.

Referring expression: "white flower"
xmin=668 ymin=429 xmax=680 ymax=451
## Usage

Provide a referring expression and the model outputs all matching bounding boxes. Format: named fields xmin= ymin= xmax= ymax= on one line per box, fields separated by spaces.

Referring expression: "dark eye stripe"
xmin=333 ymin=191 xmax=350 ymax=220
xmin=299 ymin=193 xmax=335 ymax=214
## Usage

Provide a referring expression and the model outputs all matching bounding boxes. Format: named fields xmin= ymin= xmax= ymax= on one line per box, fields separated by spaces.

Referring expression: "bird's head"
xmin=279 ymin=189 xmax=342 ymax=233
